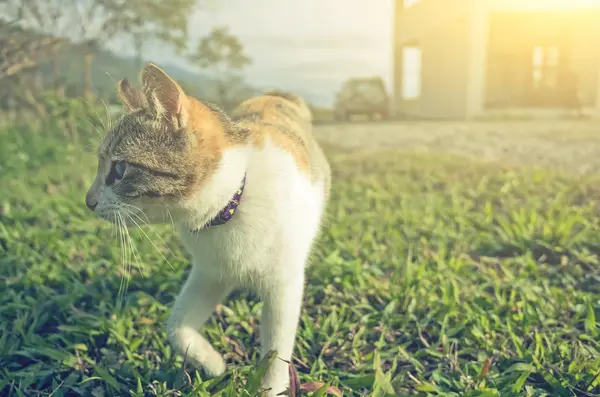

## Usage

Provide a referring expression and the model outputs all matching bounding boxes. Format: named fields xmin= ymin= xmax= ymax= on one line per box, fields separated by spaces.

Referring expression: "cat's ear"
xmin=140 ymin=62 xmax=188 ymax=128
xmin=117 ymin=79 xmax=145 ymax=111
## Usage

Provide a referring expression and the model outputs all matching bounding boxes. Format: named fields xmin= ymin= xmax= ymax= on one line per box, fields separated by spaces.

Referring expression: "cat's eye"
xmin=106 ymin=160 xmax=127 ymax=185
xmin=114 ymin=161 xmax=127 ymax=180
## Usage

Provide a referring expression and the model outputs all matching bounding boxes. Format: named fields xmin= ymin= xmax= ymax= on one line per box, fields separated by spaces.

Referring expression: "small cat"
xmin=85 ymin=63 xmax=331 ymax=396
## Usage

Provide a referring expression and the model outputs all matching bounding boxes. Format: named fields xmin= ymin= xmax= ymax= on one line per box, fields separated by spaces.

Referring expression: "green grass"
xmin=0 ymin=122 xmax=599 ymax=397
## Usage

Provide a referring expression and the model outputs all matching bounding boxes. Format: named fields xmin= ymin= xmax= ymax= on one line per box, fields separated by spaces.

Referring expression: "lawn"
xmin=0 ymin=121 xmax=599 ymax=397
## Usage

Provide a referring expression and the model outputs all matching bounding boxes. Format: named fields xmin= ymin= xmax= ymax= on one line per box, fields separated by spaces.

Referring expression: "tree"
xmin=189 ymin=26 xmax=252 ymax=110
xmin=0 ymin=23 xmax=65 ymax=120
xmin=0 ymin=0 xmax=108 ymax=100
xmin=0 ymin=20 xmax=65 ymax=81
xmin=122 ymin=0 xmax=196 ymax=70
xmin=0 ymin=0 xmax=71 ymax=96
xmin=6 ymin=0 xmax=197 ymax=101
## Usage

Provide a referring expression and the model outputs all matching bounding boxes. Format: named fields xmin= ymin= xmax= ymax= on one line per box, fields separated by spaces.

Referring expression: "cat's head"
xmin=85 ymin=63 xmax=248 ymax=227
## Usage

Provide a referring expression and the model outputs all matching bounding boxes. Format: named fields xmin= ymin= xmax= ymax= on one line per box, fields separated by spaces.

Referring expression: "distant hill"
xmin=37 ymin=44 xmax=210 ymax=103
xmin=35 ymin=43 xmax=333 ymax=109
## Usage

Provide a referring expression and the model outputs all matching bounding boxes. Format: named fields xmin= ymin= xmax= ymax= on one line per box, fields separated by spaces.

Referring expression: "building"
xmin=392 ymin=0 xmax=600 ymax=119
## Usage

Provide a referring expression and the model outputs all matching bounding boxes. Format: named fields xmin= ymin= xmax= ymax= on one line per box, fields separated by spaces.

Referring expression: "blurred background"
xmin=1 ymin=1 xmax=600 ymax=396
xmin=0 ymin=0 xmax=393 ymax=123
xmin=2 ymin=0 xmax=600 ymax=124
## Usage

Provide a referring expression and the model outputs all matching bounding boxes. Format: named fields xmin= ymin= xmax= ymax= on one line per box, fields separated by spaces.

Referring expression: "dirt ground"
xmin=314 ymin=120 xmax=600 ymax=175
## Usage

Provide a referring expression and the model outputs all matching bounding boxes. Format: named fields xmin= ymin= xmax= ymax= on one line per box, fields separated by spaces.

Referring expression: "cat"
xmin=85 ymin=62 xmax=331 ymax=396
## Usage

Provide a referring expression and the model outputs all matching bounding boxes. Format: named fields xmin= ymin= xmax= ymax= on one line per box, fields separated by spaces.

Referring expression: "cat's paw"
xmin=202 ymin=351 xmax=226 ymax=377
xmin=262 ymin=361 xmax=290 ymax=397
xmin=167 ymin=325 xmax=226 ymax=377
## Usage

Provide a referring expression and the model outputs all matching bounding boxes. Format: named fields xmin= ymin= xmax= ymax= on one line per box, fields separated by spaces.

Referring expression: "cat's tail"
xmin=264 ymin=89 xmax=312 ymax=121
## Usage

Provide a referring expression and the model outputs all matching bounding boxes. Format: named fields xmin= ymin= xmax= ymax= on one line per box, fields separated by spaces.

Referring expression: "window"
xmin=403 ymin=0 xmax=420 ymax=8
xmin=532 ymin=45 xmax=560 ymax=89
xmin=402 ymin=46 xmax=422 ymax=99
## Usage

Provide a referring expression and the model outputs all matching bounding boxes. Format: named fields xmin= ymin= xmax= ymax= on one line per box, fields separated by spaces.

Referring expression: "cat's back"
xmin=231 ymin=92 xmax=330 ymax=197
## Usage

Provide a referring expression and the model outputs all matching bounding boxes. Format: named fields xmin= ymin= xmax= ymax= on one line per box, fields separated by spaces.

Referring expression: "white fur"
xmin=168 ymin=138 xmax=327 ymax=396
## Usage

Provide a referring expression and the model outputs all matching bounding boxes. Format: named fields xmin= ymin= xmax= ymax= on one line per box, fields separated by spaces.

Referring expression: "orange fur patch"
xmin=249 ymin=122 xmax=310 ymax=170
xmin=183 ymin=96 xmax=231 ymax=194
xmin=232 ymin=96 xmax=314 ymax=175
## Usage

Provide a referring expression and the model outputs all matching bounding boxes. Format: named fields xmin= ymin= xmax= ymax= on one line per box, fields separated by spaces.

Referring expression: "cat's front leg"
xmin=167 ymin=266 xmax=232 ymax=376
xmin=260 ymin=273 xmax=305 ymax=396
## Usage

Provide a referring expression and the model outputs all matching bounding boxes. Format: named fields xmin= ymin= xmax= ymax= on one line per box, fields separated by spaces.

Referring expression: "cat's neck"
xmin=178 ymin=145 xmax=250 ymax=232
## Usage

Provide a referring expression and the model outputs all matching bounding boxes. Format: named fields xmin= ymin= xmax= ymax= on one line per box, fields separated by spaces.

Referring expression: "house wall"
xmin=485 ymin=9 xmax=600 ymax=110
xmin=395 ymin=0 xmax=471 ymax=42
xmin=393 ymin=0 xmax=473 ymax=118
xmin=487 ymin=0 xmax=600 ymax=12
xmin=393 ymin=0 xmax=600 ymax=118
xmin=572 ymin=13 xmax=600 ymax=110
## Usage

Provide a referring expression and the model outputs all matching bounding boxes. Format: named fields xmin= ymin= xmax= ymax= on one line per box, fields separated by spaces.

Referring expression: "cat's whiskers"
xmin=120 ymin=203 xmax=151 ymax=224
xmin=97 ymin=91 xmax=114 ymax=130
xmin=165 ymin=207 xmax=176 ymax=231
xmin=120 ymin=206 xmax=175 ymax=271
xmin=82 ymin=88 xmax=110 ymax=133
xmin=115 ymin=212 xmax=128 ymax=303
xmin=83 ymin=143 xmax=97 ymax=151
xmin=120 ymin=203 xmax=177 ymax=260
xmin=118 ymin=210 xmax=145 ymax=278
xmin=119 ymin=212 xmax=134 ymax=295
xmin=77 ymin=115 xmax=104 ymax=143
xmin=109 ymin=211 xmax=116 ymax=238
xmin=83 ymin=93 xmax=107 ymax=131
xmin=101 ymin=72 xmax=119 ymax=130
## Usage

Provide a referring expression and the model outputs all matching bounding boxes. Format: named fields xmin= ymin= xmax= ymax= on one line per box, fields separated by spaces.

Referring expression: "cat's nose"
xmin=85 ymin=194 xmax=98 ymax=211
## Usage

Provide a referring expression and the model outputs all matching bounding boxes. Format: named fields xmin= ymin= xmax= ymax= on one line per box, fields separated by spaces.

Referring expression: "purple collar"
xmin=192 ymin=174 xmax=246 ymax=232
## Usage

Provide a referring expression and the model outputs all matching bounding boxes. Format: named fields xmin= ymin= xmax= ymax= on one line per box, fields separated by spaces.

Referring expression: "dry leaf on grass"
xmin=284 ymin=361 xmax=342 ymax=396
xmin=299 ymin=382 xmax=342 ymax=396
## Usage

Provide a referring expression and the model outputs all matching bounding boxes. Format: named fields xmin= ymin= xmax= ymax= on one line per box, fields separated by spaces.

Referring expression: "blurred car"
xmin=333 ymin=77 xmax=390 ymax=121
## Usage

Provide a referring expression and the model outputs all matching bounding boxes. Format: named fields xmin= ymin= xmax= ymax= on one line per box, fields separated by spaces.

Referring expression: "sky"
xmin=108 ymin=0 xmax=395 ymax=106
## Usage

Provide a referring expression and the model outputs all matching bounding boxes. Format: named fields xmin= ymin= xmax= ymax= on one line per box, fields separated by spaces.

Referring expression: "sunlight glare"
xmin=493 ymin=0 xmax=600 ymax=10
